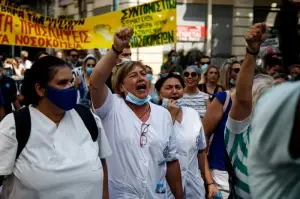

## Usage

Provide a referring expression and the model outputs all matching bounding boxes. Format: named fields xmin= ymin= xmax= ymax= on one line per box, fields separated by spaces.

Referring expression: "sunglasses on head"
xmin=232 ymin=68 xmax=240 ymax=73
xmin=183 ymin=71 xmax=198 ymax=78
xmin=86 ymin=64 xmax=95 ymax=67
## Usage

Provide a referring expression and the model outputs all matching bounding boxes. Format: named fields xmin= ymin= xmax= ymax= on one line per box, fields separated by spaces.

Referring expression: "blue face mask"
xmin=229 ymin=78 xmax=236 ymax=86
xmin=171 ymin=56 xmax=177 ymax=63
xmin=47 ymin=86 xmax=78 ymax=111
xmin=201 ymin=64 xmax=208 ymax=73
xmin=123 ymin=86 xmax=152 ymax=106
xmin=146 ymin=74 xmax=153 ymax=83
xmin=86 ymin=67 xmax=93 ymax=76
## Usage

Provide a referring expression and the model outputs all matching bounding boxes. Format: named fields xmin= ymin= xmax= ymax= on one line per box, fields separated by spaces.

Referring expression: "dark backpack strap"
xmin=75 ymin=104 xmax=98 ymax=142
xmin=225 ymin=151 xmax=237 ymax=198
xmin=14 ymin=107 xmax=31 ymax=160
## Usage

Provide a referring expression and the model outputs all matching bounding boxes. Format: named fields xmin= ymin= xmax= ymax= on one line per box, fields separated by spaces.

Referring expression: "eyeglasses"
xmin=183 ymin=71 xmax=198 ymax=78
xmin=231 ymin=68 xmax=240 ymax=73
xmin=201 ymin=62 xmax=210 ymax=65
xmin=86 ymin=64 xmax=95 ymax=67
xmin=140 ymin=123 xmax=149 ymax=147
xmin=71 ymin=54 xmax=78 ymax=58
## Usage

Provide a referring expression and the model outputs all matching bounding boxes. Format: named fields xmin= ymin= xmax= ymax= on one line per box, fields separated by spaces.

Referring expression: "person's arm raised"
xmin=230 ymin=23 xmax=268 ymax=121
xmin=90 ymin=28 xmax=133 ymax=109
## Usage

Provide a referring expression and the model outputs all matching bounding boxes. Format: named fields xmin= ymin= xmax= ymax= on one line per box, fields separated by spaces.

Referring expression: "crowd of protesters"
xmin=0 ymin=23 xmax=299 ymax=199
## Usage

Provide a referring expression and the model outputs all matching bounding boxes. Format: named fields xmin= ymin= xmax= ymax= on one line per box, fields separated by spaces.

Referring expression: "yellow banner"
xmin=0 ymin=0 xmax=176 ymax=49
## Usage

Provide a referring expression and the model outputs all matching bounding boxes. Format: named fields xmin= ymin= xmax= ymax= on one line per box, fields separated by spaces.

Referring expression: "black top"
xmin=0 ymin=76 xmax=17 ymax=114
xmin=105 ymin=73 xmax=114 ymax=93
xmin=198 ymin=83 xmax=225 ymax=96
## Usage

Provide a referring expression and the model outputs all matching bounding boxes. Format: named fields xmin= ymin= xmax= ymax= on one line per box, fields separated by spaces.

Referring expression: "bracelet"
xmin=246 ymin=47 xmax=259 ymax=56
xmin=112 ymin=44 xmax=123 ymax=55
xmin=205 ymin=182 xmax=215 ymax=186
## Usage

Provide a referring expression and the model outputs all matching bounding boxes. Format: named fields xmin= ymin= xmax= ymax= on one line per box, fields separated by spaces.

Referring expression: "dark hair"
xmin=264 ymin=53 xmax=282 ymax=68
xmin=69 ymin=49 xmax=78 ymax=55
xmin=34 ymin=51 xmax=49 ymax=62
xmin=168 ymin=50 xmax=176 ymax=58
xmin=273 ymin=73 xmax=288 ymax=80
xmin=155 ymin=73 xmax=185 ymax=92
xmin=21 ymin=56 xmax=69 ymax=106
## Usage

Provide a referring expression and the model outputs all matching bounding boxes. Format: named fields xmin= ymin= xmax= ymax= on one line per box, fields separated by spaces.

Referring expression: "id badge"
xmin=155 ymin=182 xmax=166 ymax=194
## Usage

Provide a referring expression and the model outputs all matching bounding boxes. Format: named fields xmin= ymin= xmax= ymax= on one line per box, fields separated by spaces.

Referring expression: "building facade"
xmin=54 ymin=0 xmax=278 ymax=74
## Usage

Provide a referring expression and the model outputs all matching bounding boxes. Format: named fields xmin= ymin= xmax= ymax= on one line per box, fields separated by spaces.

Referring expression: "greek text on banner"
xmin=0 ymin=0 xmax=177 ymax=49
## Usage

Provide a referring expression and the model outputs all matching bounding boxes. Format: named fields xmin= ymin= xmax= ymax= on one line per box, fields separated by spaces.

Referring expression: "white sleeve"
xmin=0 ymin=114 xmax=18 ymax=175
xmin=92 ymin=113 xmax=112 ymax=159
xmin=226 ymin=115 xmax=251 ymax=134
xmin=166 ymin=113 xmax=178 ymax=162
xmin=94 ymin=87 xmax=114 ymax=120
xmin=197 ymin=124 xmax=207 ymax=150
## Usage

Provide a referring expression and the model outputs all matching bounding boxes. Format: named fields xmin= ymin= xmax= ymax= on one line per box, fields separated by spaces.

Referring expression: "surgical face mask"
xmin=201 ymin=64 xmax=208 ymax=73
xmin=47 ymin=86 xmax=78 ymax=111
xmin=146 ymin=74 xmax=153 ymax=83
xmin=86 ymin=67 xmax=94 ymax=76
xmin=229 ymin=78 xmax=236 ymax=86
xmin=122 ymin=86 xmax=151 ymax=106
xmin=171 ymin=56 xmax=177 ymax=63
xmin=161 ymin=98 xmax=182 ymax=109
xmin=150 ymin=90 xmax=160 ymax=104
xmin=117 ymin=58 xmax=131 ymax=65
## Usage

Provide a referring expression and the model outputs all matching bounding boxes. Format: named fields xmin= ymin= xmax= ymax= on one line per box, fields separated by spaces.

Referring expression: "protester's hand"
xmin=206 ymin=185 xmax=220 ymax=199
xmin=113 ymin=27 xmax=134 ymax=52
xmin=244 ymin=23 xmax=268 ymax=53
xmin=167 ymin=99 xmax=180 ymax=116
xmin=74 ymin=76 xmax=82 ymax=89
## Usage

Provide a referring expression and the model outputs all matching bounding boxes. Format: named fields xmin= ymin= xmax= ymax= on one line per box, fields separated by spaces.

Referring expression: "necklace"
xmin=139 ymin=104 xmax=151 ymax=119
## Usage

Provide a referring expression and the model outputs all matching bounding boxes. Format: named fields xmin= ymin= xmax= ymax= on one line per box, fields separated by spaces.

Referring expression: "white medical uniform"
xmin=0 ymin=106 xmax=112 ymax=199
xmin=167 ymin=106 xmax=207 ymax=199
xmin=95 ymin=89 xmax=178 ymax=199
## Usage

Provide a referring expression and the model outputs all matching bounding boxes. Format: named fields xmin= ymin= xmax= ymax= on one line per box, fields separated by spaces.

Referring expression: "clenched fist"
xmin=244 ymin=23 xmax=268 ymax=53
xmin=113 ymin=27 xmax=134 ymax=52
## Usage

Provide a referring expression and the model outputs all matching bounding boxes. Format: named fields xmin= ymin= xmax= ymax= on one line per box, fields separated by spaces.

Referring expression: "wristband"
xmin=112 ymin=44 xmax=123 ymax=55
xmin=246 ymin=47 xmax=259 ymax=56
xmin=205 ymin=182 xmax=215 ymax=186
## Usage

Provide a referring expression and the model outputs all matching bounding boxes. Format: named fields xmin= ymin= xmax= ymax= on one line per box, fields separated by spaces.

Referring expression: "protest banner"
xmin=0 ymin=0 xmax=176 ymax=49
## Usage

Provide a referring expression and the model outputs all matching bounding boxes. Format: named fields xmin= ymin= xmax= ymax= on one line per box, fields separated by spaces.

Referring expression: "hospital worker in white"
xmin=90 ymin=27 xmax=184 ymax=199
xmin=0 ymin=56 xmax=111 ymax=199
xmin=155 ymin=73 xmax=220 ymax=199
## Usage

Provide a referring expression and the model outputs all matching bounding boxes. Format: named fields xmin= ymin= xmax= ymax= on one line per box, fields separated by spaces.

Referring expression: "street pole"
xmin=206 ymin=0 xmax=212 ymax=57
xmin=137 ymin=0 xmax=140 ymax=61
xmin=113 ymin=0 xmax=119 ymax=11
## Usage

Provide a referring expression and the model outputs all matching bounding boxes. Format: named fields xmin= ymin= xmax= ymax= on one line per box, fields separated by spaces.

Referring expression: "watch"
xmin=246 ymin=47 xmax=259 ymax=56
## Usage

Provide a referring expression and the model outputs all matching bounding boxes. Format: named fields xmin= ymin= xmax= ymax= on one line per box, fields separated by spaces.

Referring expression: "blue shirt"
xmin=208 ymin=91 xmax=232 ymax=171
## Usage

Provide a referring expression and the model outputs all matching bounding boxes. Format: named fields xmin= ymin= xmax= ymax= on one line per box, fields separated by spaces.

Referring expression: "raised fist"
xmin=244 ymin=23 xmax=268 ymax=53
xmin=113 ymin=27 xmax=134 ymax=52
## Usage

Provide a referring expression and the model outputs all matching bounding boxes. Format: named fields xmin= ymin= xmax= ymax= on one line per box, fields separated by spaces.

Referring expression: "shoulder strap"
xmin=225 ymin=151 xmax=237 ymax=198
xmin=75 ymin=104 xmax=98 ymax=142
xmin=223 ymin=91 xmax=230 ymax=113
xmin=14 ymin=107 xmax=31 ymax=160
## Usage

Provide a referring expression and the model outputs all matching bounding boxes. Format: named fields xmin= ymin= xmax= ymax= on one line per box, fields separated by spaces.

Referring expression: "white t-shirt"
xmin=0 ymin=106 xmax=112 ymax=199
xmin=95 ymin=89 xmax=178 ymax=199
xmin=72 ymin=67 xmax=88 ymax=103
xmin=180 ymin=90 xmax=209 ymax=118
xmin=168 ymin=106 xmax=206 ymax=199
xmin=249 ymin=82 xmax=300 ymax=199
xmin=20 ymin=60 xmax=32 ymax=70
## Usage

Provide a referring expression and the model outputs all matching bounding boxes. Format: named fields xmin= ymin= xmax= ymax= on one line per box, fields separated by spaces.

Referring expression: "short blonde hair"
xmin=252 ymin=74 xmax=275 ymax=107
xmin=112 ymin=61 xmax=147 ymax=95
